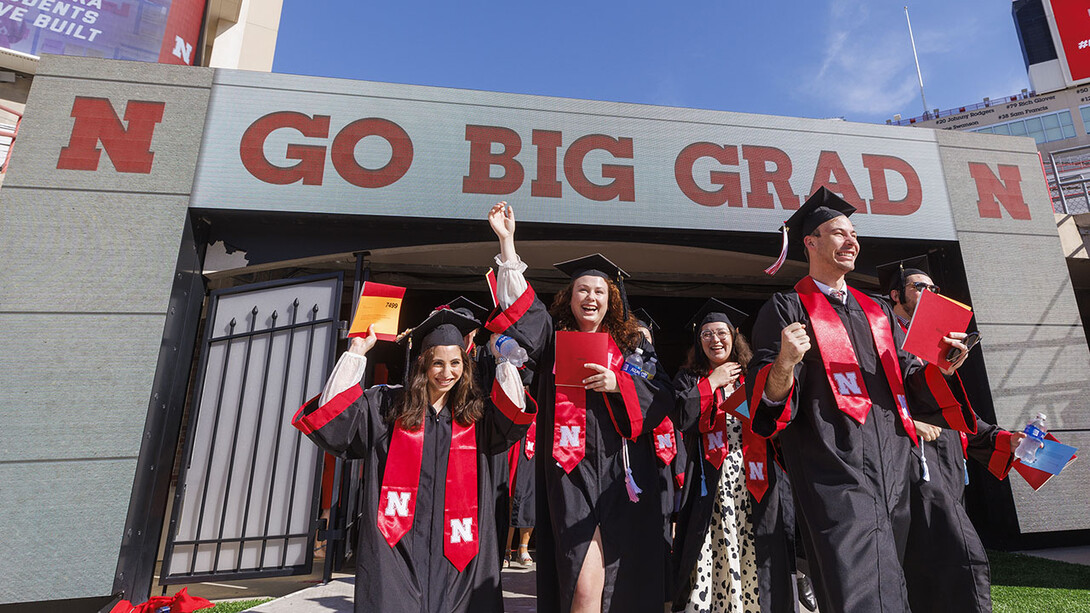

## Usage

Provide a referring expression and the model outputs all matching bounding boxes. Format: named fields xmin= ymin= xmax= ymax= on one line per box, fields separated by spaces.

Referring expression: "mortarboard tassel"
xmin=622 ymin=440 xmax=642 ymax=502
xmin=617 ymin=276 xmax=630 ymax=320
xmin=919 ymin=442 xmax=930 ymax=482
xmin=764 ymin=224 xmax=789 ymax=276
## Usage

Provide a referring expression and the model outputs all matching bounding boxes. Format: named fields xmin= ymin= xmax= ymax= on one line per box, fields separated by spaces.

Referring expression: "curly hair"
xmin=384 ymin=345 xmax=484 ymax=430
xmin=680 ymin=324 xmax=753 ymax=376
xmin=549 ymin=277 xmax=642 ymax=353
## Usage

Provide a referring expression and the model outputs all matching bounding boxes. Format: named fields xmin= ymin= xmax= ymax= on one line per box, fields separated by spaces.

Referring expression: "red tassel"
xmin=764 ymin=224 xmax=789 ymax=276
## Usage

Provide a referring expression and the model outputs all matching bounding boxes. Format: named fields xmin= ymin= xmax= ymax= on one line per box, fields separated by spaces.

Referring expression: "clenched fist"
xmin=779 ymin=322 xmax=810 ymax=365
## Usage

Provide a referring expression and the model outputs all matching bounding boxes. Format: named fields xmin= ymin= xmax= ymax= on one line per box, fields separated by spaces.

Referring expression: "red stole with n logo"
xmin=553 ymin=335 xmax=642 ymax=472
xmin=377 ymin=417 xmax=479 ymax=572
xmin=795 ymin=276 xmax=918 ymax=445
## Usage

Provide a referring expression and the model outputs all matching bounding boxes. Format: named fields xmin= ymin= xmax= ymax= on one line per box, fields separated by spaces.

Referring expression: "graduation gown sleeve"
xmin=966 ymin=416 xmax=1015 ymax=480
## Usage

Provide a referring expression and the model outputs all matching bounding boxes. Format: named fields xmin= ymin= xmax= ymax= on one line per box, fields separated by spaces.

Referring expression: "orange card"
xmin=901 ymin=290 xmax=973 ymax=369
xmin=348 ymin=281 xmax=406 ymax=341
xmin=554 ymin=331 xmax=609 ymax=387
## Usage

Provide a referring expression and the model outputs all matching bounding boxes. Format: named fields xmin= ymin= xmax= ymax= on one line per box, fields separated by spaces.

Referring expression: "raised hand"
xmin=349 ymin=324 xmax=378 ymax=356
xmin=582 ymin=363 xmax=618 ymax=393
xmin=778 ymin=322 xmax=810 ymax=366
xmin=488 ymin=201 xmax=515 ymax=240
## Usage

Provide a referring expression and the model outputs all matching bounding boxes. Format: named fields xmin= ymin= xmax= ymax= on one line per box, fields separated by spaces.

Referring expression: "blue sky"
xmin=272 ymin=1 xmax=1030 ymax=126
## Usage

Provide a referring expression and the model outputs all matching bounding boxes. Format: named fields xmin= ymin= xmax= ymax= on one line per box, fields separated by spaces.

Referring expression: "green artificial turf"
xmin=990 ymin=550 xmax=1090 ymax=613
xmin=206 ymin=598 xmax=273 ymax=613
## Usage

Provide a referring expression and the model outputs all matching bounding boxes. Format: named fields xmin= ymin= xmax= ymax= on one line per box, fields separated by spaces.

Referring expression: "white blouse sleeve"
xmin=494 ymin=253 xmax=529 ymax=310
xmin=318 ymin=351 xmax=368 ymax=406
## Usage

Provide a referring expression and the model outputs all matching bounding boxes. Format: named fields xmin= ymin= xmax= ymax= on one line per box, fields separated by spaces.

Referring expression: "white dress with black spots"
xmin=682 ymin=418 xmax=760 ymax=613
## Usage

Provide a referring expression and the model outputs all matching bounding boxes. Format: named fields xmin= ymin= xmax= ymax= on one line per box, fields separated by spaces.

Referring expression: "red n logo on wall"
xmin=968 ymin=162 xmax=1032 ymax=220
xmin=57 ymin=97 xmax=166 ymax=173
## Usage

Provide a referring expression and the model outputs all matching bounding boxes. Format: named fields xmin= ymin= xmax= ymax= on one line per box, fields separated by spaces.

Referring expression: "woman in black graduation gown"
xmin=483 ymin=202 xmax=675 ymax=613
xmin=291 ymin=308 xmax=534 ymax=613
xmin=671 ymin=300 xmax=761 ymax=613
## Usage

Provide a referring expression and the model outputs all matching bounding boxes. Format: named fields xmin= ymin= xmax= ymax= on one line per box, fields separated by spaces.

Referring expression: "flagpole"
xmin=905 ymin=6 xmax=930 ymax=116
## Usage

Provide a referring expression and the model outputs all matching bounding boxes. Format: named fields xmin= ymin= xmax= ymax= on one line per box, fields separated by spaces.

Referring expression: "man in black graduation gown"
xmin=745 ymin=187 xmax=978 ymax=613
xmin=876 ymin=258 xmax=1024 ymax=613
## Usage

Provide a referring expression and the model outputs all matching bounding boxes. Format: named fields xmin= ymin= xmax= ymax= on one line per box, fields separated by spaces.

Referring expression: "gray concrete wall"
xmin=937 ymin=128 xmax=1090 ymax=533
xmin=0 ymin=56 xmax=212 ymax=603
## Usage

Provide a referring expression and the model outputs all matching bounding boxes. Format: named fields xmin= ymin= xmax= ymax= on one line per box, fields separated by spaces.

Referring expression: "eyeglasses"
xmin=699 ymin=330 xmax=731 ymax=342
xmin=908 ymin=281 xmax=940 ymax=294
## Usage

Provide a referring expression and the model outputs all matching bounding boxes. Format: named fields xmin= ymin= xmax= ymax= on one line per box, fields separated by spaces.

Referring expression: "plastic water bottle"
xmin=643 ymin=355 xmax=658 ymax=380
xmin=1014 ymin=413 xmax=1047 ymax=463
xmin=621 ymin=348 xmax=646 ymax=378
xmin=494 ymin=334 xmax=528 ymax=367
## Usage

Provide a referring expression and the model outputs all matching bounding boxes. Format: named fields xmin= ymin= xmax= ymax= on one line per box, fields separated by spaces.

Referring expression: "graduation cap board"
xmin=765 ymin=186 xmax=858 ymax=276
xmin=405 ymin=309 xmax=481 ymax=352
xmin=686 ymin=298 xmax=748 ymax=341
xmin=554 ymin=253 xmax=632 ymax=318
xmin=875 ymin=255 xmax=932 ymax=299
xmin=442 ymin=296 xmax=490 ymax=325
xmin=631 ymin=308 xmax=659 ymax=332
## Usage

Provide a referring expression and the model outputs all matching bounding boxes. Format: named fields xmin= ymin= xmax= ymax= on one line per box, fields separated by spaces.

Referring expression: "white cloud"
xmin=801 ymin=2 xmax=961 ymax=118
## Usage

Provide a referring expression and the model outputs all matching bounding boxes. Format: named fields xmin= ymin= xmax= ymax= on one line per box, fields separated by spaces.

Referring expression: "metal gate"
xmin=160 ymin=273 xmax=343 ymax=584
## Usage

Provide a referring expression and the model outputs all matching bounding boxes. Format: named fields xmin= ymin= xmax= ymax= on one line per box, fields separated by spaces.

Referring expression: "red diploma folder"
xmin=554 ymin=331 xmax=609 ymax=387
xmin=901 ymin=290 xmax=973 ymax=369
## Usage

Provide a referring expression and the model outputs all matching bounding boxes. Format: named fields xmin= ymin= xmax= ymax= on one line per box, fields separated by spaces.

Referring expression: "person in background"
xmin=877 ymin=256 xmax=1025 ymax=613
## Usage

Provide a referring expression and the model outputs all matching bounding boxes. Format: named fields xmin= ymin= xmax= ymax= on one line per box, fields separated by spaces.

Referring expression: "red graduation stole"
xmin=377 ymin=417 xmax=479 ymax=572
xmin=701 ymin=381 xmax=770 ymax=502
xmin=652 ymin=416 xmax=678 ymax=466
xmin=699 ymin=385 xmax=730 ymax=470
xmin=554 ymin=335 xmax=642 ymax=473
xmin=795 ymin=276 xmax=918 ymax=445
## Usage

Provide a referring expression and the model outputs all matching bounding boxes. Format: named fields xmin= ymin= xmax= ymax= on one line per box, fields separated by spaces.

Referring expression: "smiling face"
xmin=426 ymin=344 xmax=464 ymax=398
xmin=569 ymin=275 xmax=610 ymax=333
xmin=700 ymin=321 xmax=734 ymax=367
xmin=806 ymin=215 xmax=859 ymax=275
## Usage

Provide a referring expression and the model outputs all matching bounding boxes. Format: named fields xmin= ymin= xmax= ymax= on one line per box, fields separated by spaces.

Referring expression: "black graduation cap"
xmin=875 ymin=255 xmax=932 ymax=297
xmin=553 ymin=253 xmax=632 ymax=318
xmin=686 ymin=298 xmax=748 ymax=340
xmin=441 ymin=296 xmax=489 ymax=325
xmin=631 ymin=308 xmax=659 ymax=332
xmin=765 ymin=187 xmax=858 ymax=275
xmin=407 ymin=308 xmax=480 ymax=352
xmin=553 ymin=253 xmax=629 ymax=281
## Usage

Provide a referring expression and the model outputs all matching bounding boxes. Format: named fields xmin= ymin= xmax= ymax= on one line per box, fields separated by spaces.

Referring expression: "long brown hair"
xmin=549 ymin=278 xmax=641 ymax=353
xmin=680 ymin=324 xmax=753 ymax=376
xmin=384 ymin=345 xmax=484 ymax=430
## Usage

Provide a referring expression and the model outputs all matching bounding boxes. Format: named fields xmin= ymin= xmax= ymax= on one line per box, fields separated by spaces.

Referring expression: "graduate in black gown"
xmin=671 ymin=299 xmax=761 ymax=612
xmin=745 ymin=188 xmax=978 ymax=613
xmin=876 ymin=257 xmax=1024 ymax=613
xmin=633 ymin=308 xmax=687 ymax=605
xmin=291 ymin=308 xmax=535 ymax=613
xmin=483 ymin=202 xmax=675 ymax=613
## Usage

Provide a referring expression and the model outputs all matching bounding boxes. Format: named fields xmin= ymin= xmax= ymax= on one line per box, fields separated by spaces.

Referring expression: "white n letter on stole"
xmin=656 ymin=433 xmax=673 ymax=449
xmin=833 ymin=372 xmax=862 ymax=395
xmin=748 ymin=462 xmax=765 ymax=481
xmin=559 ymin=426 xmax=581 ymax=447
xmin=706 ymin=431 xmax=725 ymax=450
xmin=450 ymin=518 xmax=473 ymax=543
xmin=384 ymin=491 xmax=411 ymax=517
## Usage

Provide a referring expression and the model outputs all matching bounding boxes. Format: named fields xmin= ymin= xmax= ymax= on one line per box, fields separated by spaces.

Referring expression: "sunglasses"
xmin=908 ymin=281 xmax=940 ymax=294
